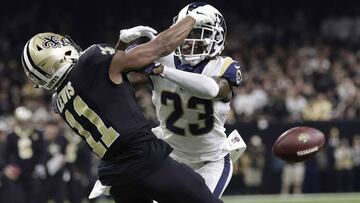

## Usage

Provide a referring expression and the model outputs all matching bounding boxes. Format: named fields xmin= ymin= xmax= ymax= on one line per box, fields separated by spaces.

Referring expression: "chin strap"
xmin=162 ymin=66 xmax=219 ymax=99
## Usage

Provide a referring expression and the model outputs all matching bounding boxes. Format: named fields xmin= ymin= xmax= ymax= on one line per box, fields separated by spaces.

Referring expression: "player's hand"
xmin=187 ymin=5 xmax=216 ymax=26
xmin=120 ymin=26 xmax=158 ymax=43
xmin=3 ymin=165 xmax=21 ymax=180
xmin=152 ymin=65 xmax=164 ymax=75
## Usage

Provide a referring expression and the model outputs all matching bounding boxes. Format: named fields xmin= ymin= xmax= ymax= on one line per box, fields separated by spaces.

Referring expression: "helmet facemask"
xmin=174 ymin=3 xmax=227 ymax=66
xmin=175 ymin=26 xmax=213 ymax=66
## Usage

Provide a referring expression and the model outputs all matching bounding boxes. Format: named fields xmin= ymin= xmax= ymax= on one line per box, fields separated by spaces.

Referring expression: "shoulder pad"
xmin=219 ymin=57 xmax=242 ymax=86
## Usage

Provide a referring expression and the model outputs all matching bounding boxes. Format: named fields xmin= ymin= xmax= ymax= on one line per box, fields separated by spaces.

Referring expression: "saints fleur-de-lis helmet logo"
xmin=298 ymin=133 xmax=310 ymax=143
xmin=41 ymin=35 xmax=62 ymax=48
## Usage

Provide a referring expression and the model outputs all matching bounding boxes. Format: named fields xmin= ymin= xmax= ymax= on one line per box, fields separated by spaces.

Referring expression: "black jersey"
xmin=5 ymin=128 xmax=44 ymax=178
xmin=54 ymin=44 xmax=171 ymax=185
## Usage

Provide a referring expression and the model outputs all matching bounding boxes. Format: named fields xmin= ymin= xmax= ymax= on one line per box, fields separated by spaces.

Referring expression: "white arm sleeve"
xmin=162 ymin=66 xmax=219 ymax=99
xmin=156 ymin=53 xmax=175 ymax=67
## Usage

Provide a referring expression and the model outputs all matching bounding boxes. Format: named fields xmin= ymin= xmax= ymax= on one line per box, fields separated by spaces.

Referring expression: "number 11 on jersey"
xmin=65 ymin=95 xmax=120 ymax=158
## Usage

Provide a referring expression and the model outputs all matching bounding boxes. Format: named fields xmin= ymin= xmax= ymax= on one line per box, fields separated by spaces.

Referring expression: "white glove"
xmin=187 ymin=5 xmax=216 ymax=26
xmin=120 ymin=26 xmax=158 ymax=43
xmin=46 ymin=154 xmax=65 ymax=176
xmin=89 ymin=180 xmax=111 ymax=199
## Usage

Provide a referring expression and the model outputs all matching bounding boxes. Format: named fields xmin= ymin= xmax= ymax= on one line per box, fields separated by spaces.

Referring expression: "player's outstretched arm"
xmin=110 ymin=16 xmax=195 ymax=73
xmin=153 ymin=65 xmax=231 ymax=100
xmin=110 ymin=5 xmax=215 ymax=73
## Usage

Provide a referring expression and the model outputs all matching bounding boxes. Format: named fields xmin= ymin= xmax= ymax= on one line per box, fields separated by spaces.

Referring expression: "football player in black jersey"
xmin=3 ymin=106 xmax=45 ymax=203
xmin=21 ymin=5 xmax=223 ymax=203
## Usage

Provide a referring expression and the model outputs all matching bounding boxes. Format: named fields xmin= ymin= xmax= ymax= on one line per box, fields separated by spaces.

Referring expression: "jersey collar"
xmin=174 ymin=56 xmax=209 ymax=74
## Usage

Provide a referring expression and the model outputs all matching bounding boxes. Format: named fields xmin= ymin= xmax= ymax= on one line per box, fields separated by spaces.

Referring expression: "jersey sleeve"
xmin=82 ymin=44 xmax=116 ymax=69
xmin=220 ymin=57 xmax=243 ymax=87
xmin=70 ymin=44 xmax=116 ymax=88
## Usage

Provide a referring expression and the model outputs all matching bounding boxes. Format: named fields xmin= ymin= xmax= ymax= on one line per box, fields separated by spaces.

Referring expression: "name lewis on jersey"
xmin=56 ymin=81 xmax=75 ymax=113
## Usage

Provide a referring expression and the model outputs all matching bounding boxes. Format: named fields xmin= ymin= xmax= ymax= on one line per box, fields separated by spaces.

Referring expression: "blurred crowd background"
xmin=1 ymin=0 xmax=360 ymax=202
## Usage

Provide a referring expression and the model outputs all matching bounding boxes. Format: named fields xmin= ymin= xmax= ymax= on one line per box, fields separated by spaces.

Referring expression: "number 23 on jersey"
xmin=161 ymin=91 xmax=214 ymax=136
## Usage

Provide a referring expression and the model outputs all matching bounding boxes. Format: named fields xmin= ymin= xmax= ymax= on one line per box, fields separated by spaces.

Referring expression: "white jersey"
xmin=150 ymin=55 xmax=242 ymax=163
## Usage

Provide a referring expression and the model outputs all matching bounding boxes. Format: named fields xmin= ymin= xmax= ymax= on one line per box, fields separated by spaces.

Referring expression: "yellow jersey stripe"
xmin=219 ymin=57 xmax=233 ymax=77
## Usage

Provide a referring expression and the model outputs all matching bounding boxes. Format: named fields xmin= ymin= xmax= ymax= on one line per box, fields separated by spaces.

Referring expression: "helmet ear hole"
xmin=36 ymin=45 xmax=43 ymax=51
xmin=65 ymin=50 xmax=72 ymax=56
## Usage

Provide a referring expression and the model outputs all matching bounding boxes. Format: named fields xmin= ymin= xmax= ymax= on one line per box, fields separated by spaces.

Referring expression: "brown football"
xmin=272 ymin=127 xmax=325 ymax=163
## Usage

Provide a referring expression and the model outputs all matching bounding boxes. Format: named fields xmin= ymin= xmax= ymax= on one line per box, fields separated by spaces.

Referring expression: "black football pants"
xmin=110 ymin=156 xmax=223 ymax=203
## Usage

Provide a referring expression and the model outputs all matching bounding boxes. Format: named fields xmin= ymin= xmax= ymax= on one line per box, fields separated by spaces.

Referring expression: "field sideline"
xmin=96 ymin=193 xmax=360 ymax=203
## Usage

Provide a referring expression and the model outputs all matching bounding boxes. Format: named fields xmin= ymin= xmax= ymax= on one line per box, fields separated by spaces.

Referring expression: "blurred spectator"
xmin=2 ymin=107 xmax=45 ymax=203
xmin=63 ymin=128 xmax=93 ymax=203
xmin=336 ymin=77 xmax=357 ymax=103
xmin=334 ymin=137 xmax=353 ymax=192
xmin=315 ymin=148 xmax=329 ymax=192
xmin=233 ymin=88 xmax=268 ymax=121
xmin=0 ymin=119 xmax=9 ymax=200
xmin=0 ymin=79 xmax=13 ymax=115
xmin=285 ymin=89 xmax=307 ymax=121
xmin=40 ymin=120 xmax=68 ymax=203
xmin=323 ymin=127 xmax=340 ymax=192
xmin=239 ymin=135 xmax=265 ymax=194
xmin=302 ymin=93 xmax=332 ymax=121
xmin=281 ymin=162 xmax=305 ymax=195
xmin=352 ymin=135 xmax=360 ymax=191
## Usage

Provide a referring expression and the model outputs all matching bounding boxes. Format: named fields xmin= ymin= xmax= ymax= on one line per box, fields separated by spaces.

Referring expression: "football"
xmin=272 ymin=126 xmax=325 ymax=163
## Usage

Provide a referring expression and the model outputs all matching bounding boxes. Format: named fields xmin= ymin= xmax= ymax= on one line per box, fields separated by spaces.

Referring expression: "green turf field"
xmin=221 ymin=193 xmax=360 ymax=203
xmin=96 ymin=193 xmax=360 ymax=203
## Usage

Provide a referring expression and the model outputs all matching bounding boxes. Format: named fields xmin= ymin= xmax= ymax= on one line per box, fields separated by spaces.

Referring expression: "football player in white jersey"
xmin=118 ymin=3 xmax=246 ymax=197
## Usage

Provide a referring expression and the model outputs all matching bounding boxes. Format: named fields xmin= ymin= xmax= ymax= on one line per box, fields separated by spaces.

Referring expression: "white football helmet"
xmin=14 ymin=106 xmax=32 ymax=122
xmin=21 ymin=32 xmax=81 ymax=90
xmin=174 ymin=3 xmax=227 ymax=66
